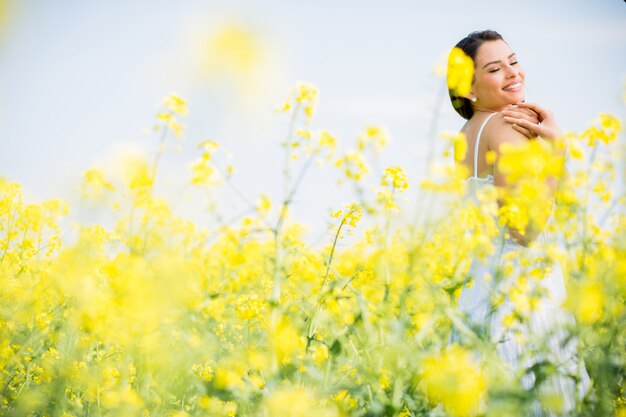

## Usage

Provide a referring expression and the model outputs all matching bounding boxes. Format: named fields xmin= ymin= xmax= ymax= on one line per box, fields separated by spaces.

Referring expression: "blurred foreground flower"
xmin=201 ymin=24 xmax=264 ymax=88
xmin=262 ymin=387 xmax=341 ymax=417
xmin=419 ymin=344 xmax=486 ymax=416
xmin=447 ymin=47 xmax=474 ymax=98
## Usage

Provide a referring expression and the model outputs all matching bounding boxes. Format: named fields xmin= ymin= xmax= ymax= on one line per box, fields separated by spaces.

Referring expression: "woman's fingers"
xmin=511 ymin=123 xmax=534 ymax=138
xmin=516 ymin=102 xmax=550 ymax=120
xmin=501 ymin=108 xmax=540 ymax=124
xmin=503 ymin=115 xmax=558 ymax=138
xmin=506 ymin=104 xmax=537 ymax=118
xmin=515 ymin=102 xmax=562 ymax=139
xmin=503 ymin=115 xmax=540 ymax=134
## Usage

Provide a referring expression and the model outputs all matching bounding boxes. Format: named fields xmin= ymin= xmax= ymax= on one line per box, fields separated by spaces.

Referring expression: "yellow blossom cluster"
xmin=381 ymin=166 xmax=409 ymax=192
xmin=447 ymin=47 xmax=474 ymax=98
xmin=0 ymin=85 xmax=624 ymax=417
xmin=357 ymin=125 xmax=390 ymax=153
xmin=277 ymin=81 xmax=319 ymax=124
xmin=419 ymin=344 xmax=487 ymax=416
xmin=156 ymin=93 xmax=187 ymax=138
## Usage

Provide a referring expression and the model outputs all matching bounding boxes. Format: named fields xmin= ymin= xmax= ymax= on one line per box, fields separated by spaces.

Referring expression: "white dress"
xmin=448 ymin=113 xmax=592 ymax=416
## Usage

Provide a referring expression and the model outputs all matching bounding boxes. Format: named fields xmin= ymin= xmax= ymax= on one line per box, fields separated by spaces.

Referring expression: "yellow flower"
xmin=398 ymin=406 xmax=412 ymax=417
xmin=295 ymin=82 xmax=318 ymax=105
xmin=335 ymin=151 xmax=369 ymax=181
xmin=342 ymin=203 xmax=362 ymax=228
xmin=81 ymin=168 xmax=114 ymax=201
xmin=192 ymin=363 xmax=214 ymax=382
xmin=296 ymin=129 xmax=312 ymax=139
xmin=154 ymin=94 xmax=188 ymax=137
xmin=257 ymin=193 xmax=272 ymax=217
xmin=277 ymin=95 xmax=291 ymax=112
xmin=376 ymin=189 xmax=398 ymax=211
xmin=163 ymin=93 xmax=188 ymax=115
xmin=269 ymin=317 xmax=305 ymax=365
xmin=277 ymin=81 xmax=319 ymax=124
xmin=205 ymin=25 xmax=261 ymax=75
xmin=189 ymin=157 xmax=218 ymax=186
xmin=198 ymin=139 xmax=220 ymax=154
xmin=381 ymin=166 xmax=409 ymax=192
xmin=214 ymin=369 xmax=241 ymax=390
xmin=582 ymin=113 xmax=622 ymax=146
xmin=318 ymin=130 xmax=336 ymax=147
xmin=318 ymin=130 xmax=337 ymax=153
xmin=566 ymin=281 xmax=604 ymax=324
xmin=453 ymin=132 xmax=468 ymax=162
xmin=168 ymin=118 xmax=184 ymax=138
xmin=262 ymin=387 xmax=340 ymax=417
xmin=310 ymin=343 xmax=329 ymax=365
xmin=122 ymin=156 xmax=153 ymax=193
xmin=357 ymin=125 xmax=389 ymax=152
xmin=330 ymin=209 xmax=343 ymax=218
xmin=599 ymin=113 xmax=621 ymax=136
xmin=447 ymin=47 xmax=474 ymax=98
xmin=419 ymin=344 xmax=486 ymax=417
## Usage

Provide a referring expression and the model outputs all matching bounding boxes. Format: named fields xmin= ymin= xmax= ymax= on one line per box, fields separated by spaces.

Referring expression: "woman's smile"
xmin=502 ymin=81 xmax=523 ymax=92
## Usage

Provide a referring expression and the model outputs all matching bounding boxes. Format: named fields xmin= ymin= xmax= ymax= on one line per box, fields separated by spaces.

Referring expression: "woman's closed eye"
xmin=489 ymin=61 xmax=519 ymax=73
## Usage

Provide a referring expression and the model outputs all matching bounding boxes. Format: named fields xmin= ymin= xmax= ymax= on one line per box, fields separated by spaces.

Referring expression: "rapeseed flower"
xmin=0 ymin=83 xmax=622 ymax=417
xmin=419 ymin=344 xmax=486 ymax=416
xmin=381 ymin=165 xmax=409 ymax=192
xmin=335 ymin=151 xmax=369 ymax=182
xmin=262 ymin=387 xmax=341 ymax=417
xmin=447 ymin=47 xmax=474 ymax=98
xmin=357 ymin=125 xmax=389 ymax=153
xmin=277 ymin=81 xmax=319 ymax=124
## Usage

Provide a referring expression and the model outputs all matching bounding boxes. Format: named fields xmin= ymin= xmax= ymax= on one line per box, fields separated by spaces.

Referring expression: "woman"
xmin=446 ymin=30 xmax=591 ymax=416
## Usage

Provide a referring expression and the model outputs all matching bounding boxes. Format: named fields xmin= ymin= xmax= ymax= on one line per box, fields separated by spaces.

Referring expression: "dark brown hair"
xmin=449 ymin=30 xmax=504 ymax=120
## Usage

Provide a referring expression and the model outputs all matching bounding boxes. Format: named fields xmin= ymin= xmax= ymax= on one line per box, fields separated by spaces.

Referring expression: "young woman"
xmin=447 ymin=30 xmax=591 ymax=416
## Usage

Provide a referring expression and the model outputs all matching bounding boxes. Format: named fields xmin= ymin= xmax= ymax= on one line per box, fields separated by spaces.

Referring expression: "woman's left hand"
xmin=501 ymin=102 xmax=562 ymax=140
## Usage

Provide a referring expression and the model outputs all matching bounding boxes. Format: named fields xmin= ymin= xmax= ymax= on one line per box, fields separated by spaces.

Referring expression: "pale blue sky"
xmin=1 ymin=0 xmax=624 ymax=235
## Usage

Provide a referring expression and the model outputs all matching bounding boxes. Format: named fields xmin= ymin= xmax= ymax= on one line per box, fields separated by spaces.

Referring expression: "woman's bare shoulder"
xmin=482 ymin=112 xmax=528 ymax=150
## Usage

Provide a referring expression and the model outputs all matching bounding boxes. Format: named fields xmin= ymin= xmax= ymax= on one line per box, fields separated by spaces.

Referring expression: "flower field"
xmin=1 ymin=82 xmax=625 ymax=417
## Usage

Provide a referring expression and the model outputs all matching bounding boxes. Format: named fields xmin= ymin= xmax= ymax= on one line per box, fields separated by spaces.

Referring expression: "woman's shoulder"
xmin=464 ymin=111 xmax=501 ymax=133
xmin=480 ymin=112 xmax=527 ymax=149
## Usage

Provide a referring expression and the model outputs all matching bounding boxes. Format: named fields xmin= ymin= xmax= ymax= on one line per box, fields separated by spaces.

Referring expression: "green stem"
xmin=305 ymin=212 xmax=353 ymax=352
xmin=579 ymin=141 xmax=599 ymax=275
xmin=148 ymin=118 xmax=170 ymax=194
xmin=271 ymin=104 xmax=301 ymax=304
xmin=1 ymin=206 xmax=15 ymax=263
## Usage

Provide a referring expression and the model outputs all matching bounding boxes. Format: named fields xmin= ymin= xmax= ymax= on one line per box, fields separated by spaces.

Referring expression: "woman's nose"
xmin=504 ymin=64 xmax=518 ymax=78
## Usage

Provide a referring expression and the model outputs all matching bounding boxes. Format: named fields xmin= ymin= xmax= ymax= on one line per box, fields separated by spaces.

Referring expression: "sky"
xmin=0 ymin=0 xmax=625 ymax=240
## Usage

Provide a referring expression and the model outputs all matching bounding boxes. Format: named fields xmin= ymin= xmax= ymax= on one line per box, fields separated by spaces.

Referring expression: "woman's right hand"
xmin=500 ymin=104 xmax=539 ymax=139
xmin=501 ymin=102 xmax=562 ymax=140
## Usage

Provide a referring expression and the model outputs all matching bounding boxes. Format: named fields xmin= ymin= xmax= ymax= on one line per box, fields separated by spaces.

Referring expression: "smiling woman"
xmin=446 ymin=30 xmax=593 ymax=417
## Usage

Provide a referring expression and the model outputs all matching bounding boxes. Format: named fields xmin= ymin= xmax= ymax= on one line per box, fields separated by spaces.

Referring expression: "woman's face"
xmin=470 ymin=39 xmax=525 ymax=111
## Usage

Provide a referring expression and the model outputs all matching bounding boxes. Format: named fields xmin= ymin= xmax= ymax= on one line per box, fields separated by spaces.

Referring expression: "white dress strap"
xmin=473 ymin=112 xmax=498 ymax=177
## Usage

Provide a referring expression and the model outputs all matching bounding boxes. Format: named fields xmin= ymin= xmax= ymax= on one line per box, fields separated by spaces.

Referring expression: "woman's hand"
xmin=501 ymin=102 xmax=562 ymax=140
xmin=500 ymin=104 xmax=540 ymax=139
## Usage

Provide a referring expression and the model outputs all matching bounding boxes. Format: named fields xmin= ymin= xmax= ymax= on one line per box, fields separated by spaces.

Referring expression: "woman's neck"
xmin=473 ymin=101 xmax=521 ymax=114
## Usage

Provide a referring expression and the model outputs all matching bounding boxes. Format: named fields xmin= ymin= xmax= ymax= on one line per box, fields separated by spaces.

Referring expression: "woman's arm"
xmin=487 ymin=108 xmax=565 ymax=247
xmin=485 ymin=115 xmax=538 ymax=246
